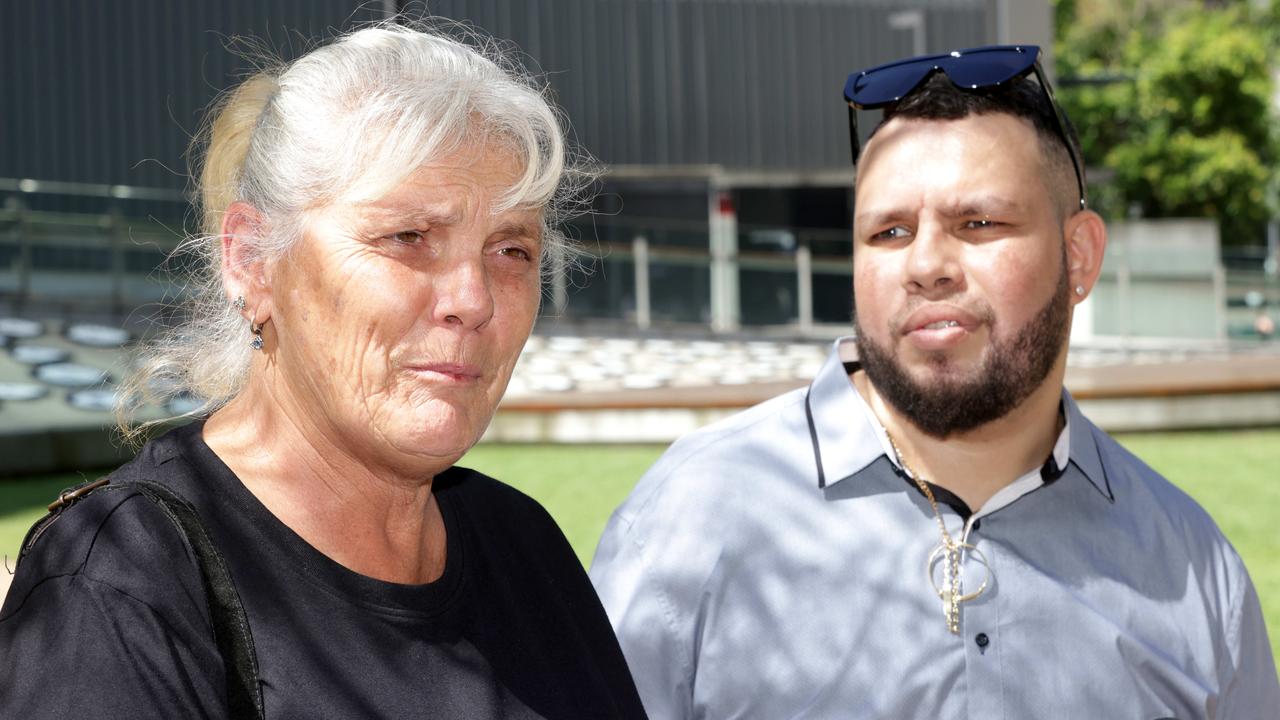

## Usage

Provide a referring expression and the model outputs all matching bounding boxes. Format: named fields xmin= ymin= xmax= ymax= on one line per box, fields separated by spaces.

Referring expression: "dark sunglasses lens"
xmin=939 ymin=50 xmax=1036 ymax=89
xmin=848 ymin=59 xmax=939 ymax=106
xmin=847 ymin=47 xmax=1039 ymax=105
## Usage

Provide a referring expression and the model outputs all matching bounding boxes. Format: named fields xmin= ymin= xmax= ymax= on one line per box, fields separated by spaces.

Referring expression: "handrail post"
xmin=797 ymin=236 xmax=813 ymax=334
xmin=109 ymin=203 xmax=126 ymax=317
xmin=16 ymin=196 xmax=31 ymax=311
xmin=633 ymin=234 xmax=651 ymax=330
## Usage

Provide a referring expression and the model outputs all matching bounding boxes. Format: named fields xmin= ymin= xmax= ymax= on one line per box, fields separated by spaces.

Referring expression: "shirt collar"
xmin=1063 ymin=388 xmax=1115 ymax=502
xmin=805 ymin=337 xmax=1114 ymax=503
xmin=804 ymin=338 xmax=884 ymax=489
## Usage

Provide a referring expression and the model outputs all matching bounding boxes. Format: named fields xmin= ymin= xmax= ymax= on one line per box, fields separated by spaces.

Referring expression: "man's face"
xmin=851 ymin=113 xmax=1071 ymax=438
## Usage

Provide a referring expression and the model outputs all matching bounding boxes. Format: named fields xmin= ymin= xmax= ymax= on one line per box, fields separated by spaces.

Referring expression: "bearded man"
xmin=590 ymin=45 xmax=1279 ymax=718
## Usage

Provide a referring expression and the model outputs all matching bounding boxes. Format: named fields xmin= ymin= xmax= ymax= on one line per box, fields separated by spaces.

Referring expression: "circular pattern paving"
xmin=167 ymin=394 xmax=206 ymax=416
xmin=67 ymin=323 xmax=131 ymax=348
xmin=34 ymin=363 xmax=111 ymax=388
xmin=0 ymin=381 xmax=49 ymax=401
xmin=68 ymin=388 xmax=119 ymax=412
xmin=0 ymin=317 xmax=43 ymax=339
xmin=10 ymin=345 xmax=70 ymax=365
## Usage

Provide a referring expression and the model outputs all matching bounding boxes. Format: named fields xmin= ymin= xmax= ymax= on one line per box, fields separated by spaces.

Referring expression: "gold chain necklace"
xmin=886 ymin=433 xmax=992 ymax=634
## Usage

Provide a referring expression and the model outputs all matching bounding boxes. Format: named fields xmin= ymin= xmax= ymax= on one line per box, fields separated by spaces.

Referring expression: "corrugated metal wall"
xmin=1 ymin=0 xmax=987 ymax=189
xmin=0 ymin=1 xmax=385 ymax=190
xmin=436 ymin=0 xmax=987 ymax=169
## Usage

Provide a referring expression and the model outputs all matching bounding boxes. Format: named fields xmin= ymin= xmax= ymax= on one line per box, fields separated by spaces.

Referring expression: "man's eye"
xmin=498 ymin=246 xmax=532 ymax=262
xmin=389 ymin=230 xmax=424 ymax=245
xmin=871 ymin=226 xmax=911 ymax=242
xmin=966 ymin=219 xmax=1000 ymax=230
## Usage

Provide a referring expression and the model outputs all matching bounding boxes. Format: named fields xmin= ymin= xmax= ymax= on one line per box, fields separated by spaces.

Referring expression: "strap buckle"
xmin=47 ymin=478 xmax=111 ymax=512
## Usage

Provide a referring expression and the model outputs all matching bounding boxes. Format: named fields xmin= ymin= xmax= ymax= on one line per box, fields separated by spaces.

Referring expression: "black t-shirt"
xmin=0 ymin=422 xmax=646 ymax=719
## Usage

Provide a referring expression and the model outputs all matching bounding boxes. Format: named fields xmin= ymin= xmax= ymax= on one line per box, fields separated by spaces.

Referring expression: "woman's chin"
xmin=384 ymin=416 xmax=485 ymax=467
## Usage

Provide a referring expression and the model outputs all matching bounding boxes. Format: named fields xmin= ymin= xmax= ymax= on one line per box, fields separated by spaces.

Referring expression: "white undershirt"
xmin=850 ymin=382 xmax=1072 ymax=541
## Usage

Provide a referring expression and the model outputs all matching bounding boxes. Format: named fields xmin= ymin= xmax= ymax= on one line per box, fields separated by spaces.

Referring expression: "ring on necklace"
xmin=927 ymin=542 xmax=992 ymax=603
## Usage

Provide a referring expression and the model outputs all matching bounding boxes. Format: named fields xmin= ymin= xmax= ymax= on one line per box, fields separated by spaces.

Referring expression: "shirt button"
xmin=975 ymin=633 xmax=990 ymax=648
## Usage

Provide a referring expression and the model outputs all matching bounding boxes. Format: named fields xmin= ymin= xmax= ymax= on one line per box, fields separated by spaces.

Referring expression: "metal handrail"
xmin=0 ymin=177 xmax=187 ymax=202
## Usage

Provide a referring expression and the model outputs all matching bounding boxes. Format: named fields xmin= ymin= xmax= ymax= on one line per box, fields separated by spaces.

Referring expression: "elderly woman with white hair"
xmin=0 ymin=24 xmax=646 ymax=719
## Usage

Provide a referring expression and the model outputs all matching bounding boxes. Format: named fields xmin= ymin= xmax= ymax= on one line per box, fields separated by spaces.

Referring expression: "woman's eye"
xmin=966 ymin=219 xmax=1000 ymax=230
xmin=498 ymin=246 xmax=533 ymax=262
xmin=389 ymin=230 xmax=425 ymax=245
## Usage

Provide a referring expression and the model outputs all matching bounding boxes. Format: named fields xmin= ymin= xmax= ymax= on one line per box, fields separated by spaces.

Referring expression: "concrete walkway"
xmin=486 ymin=353 xmax=1280 ymax=441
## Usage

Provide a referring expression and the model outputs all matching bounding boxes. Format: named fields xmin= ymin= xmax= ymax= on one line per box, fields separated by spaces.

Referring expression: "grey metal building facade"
xmin=3 ymin=1 xmax=989 ymax=185
xmin=1 ymin=0 xmax=1001 ymax=333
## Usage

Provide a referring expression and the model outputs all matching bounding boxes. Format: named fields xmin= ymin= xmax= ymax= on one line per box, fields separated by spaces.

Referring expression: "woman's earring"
xmin=250 ymin=323 xmax=264 ymax=351
xmin=1075 ymin=285 xmax=1086 ymax=297
xmin=233 ymin=295 xmax=246 ymax=311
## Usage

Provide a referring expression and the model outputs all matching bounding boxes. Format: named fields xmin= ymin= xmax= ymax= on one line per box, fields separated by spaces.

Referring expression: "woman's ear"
xmin=1064 ymin=210 xmax=1107 ymax=306
xmin=221 ymin=202 xmax=273 ymax=323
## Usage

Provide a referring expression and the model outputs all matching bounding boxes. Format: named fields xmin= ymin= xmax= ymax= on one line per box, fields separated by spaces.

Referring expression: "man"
xmin=590 ymin=45 xmax=1279 ymax=718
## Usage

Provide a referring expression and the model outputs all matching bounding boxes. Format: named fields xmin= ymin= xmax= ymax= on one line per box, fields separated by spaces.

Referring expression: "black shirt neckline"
xmin=168 ymin=421 xmax=467 ymax=619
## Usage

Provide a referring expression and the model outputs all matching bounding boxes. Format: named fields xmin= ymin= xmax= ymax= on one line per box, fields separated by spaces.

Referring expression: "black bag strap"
xmin=21 ymin=477 xmax=265 ymax=720
xmin=129 ymin=481 xmax=265 ymax=720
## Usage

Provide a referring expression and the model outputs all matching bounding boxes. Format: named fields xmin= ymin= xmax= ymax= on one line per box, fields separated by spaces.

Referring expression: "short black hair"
xmin=868 ymin=73 xmax=1084 ymax=213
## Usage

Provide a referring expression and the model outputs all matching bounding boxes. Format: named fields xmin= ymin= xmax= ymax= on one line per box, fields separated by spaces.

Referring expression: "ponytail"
xmin=197 ymin=72 xmax=277 ymax=235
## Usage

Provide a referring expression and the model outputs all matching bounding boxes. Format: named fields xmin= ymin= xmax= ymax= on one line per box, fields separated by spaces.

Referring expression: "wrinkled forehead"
xmin=334 ymin=124 xmax=549 ymax=216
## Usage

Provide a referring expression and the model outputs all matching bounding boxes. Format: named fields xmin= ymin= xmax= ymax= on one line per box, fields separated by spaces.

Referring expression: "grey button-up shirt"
xmin=591 ymin=337 xmax=1279 ymax=719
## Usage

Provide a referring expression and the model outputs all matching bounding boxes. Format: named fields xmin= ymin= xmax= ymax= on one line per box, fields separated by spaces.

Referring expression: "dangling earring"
xmin=232 ymin=295 xmax=246 ymax=311
xmin=250 ymin=322 xmax=264 ymax=351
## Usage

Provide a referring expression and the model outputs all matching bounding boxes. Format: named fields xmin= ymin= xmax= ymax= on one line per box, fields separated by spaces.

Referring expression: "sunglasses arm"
xmin=1031 ymin=63 xmax=1087 ymax=211
xmin=847 ymin=104 xmax=860 ymax=167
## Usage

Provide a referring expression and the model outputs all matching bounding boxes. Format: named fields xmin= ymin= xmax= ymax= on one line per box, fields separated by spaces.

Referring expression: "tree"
xmin=1055 ymin=1 xmax=1278 ymax=244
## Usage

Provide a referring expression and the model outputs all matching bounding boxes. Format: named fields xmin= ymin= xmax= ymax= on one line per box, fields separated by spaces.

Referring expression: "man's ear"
xmin=221 ymin=201 xmax=273 ymax=324
xmin=1064 ymin=210 xmax=1106 ymax=306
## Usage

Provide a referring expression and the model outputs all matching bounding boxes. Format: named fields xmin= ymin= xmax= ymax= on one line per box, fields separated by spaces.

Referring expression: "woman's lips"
xmin=406 ymin=362 xmax=483 ymax=382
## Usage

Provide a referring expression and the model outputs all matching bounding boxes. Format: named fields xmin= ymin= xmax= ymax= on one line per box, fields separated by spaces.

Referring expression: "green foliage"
xmin=1055 ymin=1 xmax=1279 ymax=241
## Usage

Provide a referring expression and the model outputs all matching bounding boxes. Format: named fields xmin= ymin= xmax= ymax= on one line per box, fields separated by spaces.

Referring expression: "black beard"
xmin=853 ymin=264 xmax=1070 ymax=439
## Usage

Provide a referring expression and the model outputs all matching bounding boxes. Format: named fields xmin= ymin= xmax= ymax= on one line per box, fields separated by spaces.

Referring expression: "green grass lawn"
xmin=2 ymin=430 xmax=1277 ymax=667
xmin=456 ymin=443 xmax=668 ymax=565
xmin=0 ymin=445 xmax=670 ymax=572
xmin=1114 ymin=428 xmax=1280 ymax=668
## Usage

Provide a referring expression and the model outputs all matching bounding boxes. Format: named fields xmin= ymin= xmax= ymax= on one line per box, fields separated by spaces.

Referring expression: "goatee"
xmin=854 ymin=263 xmax=1070 ymax=439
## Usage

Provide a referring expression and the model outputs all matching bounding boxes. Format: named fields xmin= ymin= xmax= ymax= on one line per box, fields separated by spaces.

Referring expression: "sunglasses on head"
xmin=843 ymin=44 xmax=1086 ymax=211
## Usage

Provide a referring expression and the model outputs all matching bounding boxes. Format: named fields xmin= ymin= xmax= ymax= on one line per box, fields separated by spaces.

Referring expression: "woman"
xmin=0 ymin=23 xmax=645 ymax=719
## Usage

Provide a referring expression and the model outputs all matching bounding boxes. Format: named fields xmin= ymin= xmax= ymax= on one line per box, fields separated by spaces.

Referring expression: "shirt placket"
xmin=958 ymin=518 xmax=1003 ymax=720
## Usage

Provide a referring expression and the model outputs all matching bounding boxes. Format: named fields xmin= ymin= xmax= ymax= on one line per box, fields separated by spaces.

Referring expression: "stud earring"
xmin=232 ymin=295 xmax=246 ymax=311
xmin=1075 ymin=285 xmax=1086 ymax=296
xmin=250 ymin=323 xmax=264 ymax=351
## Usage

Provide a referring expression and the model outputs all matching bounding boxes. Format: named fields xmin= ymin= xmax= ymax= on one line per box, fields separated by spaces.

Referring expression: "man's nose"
xmin=903 ymin=222 xmax=963 ymax=297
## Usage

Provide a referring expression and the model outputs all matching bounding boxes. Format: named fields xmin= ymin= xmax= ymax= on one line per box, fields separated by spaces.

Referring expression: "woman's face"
xmin=263 ymin=145 xmax=542 ymax=473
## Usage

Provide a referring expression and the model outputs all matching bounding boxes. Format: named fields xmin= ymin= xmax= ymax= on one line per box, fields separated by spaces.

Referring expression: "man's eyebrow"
xmin=854 ymin=196 xmax=1029 ymax=232
xmin=854 ymin=207 xmax=916 ymax=230
xmin=937 ymin=196 xmax=1024 ymax=218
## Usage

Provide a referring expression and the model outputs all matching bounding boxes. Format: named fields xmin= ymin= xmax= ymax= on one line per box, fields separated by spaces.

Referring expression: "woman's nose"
xmin=432 ymin=257 xmax=495 ymax=330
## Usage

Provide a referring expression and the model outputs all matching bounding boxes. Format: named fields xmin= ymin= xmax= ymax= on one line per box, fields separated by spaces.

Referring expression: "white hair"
xmin=117 ymin=21 xmax=596 ymax=441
